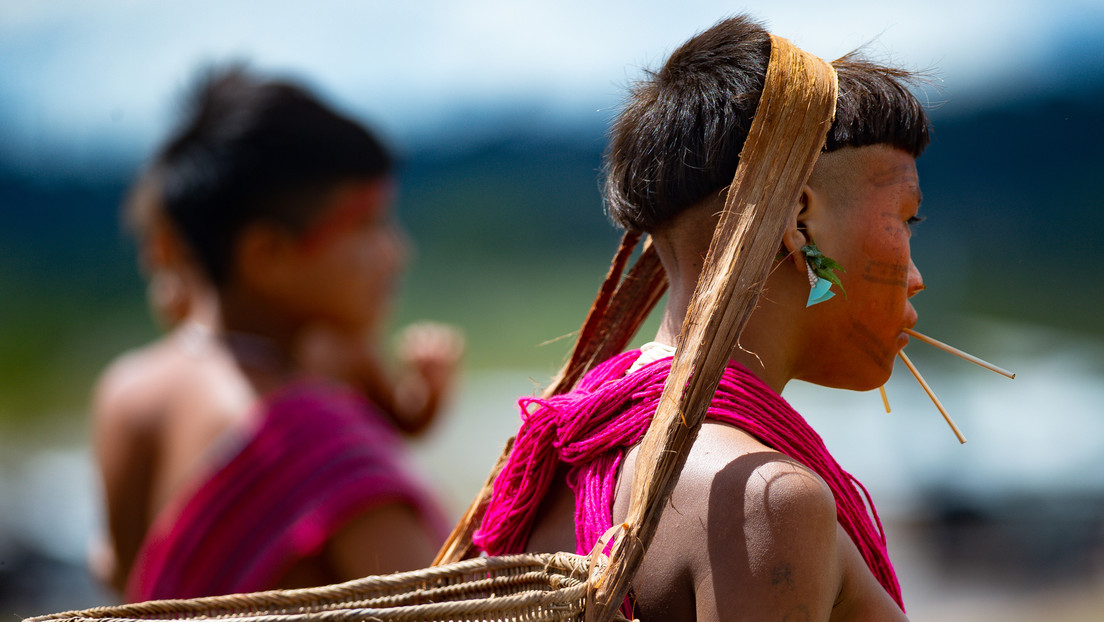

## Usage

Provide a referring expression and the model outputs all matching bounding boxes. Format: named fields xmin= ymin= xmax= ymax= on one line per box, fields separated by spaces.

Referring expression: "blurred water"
xmin=3 ymin=319 xmax=1103 ymax=619
xmin=0 ymin=424 xmax=116 ymax=614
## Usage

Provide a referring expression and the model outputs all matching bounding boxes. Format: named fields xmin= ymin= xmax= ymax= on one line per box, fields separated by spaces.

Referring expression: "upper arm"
xmin=700 ymin=456 xmax=842 ymax=622
xmin=625 ymin=431 xmax=845 ymax=622
xmin=324 ymin=502 xmax=439 ymax=580
xmin=831 ymin=522 xmax=910 ymax=621
xmin=90 ymin=359 xmax=160 ymax=592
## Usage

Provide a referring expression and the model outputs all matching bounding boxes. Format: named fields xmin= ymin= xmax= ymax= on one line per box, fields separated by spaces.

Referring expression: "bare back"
xmin=91 ymin=325 xmax=255 ymax=591
xmin=92 ymin=325 xmax=442 ymax=595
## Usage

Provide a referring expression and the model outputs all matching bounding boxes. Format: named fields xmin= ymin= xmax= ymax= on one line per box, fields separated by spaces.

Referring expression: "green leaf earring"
xmin=801 ymin=241 xmax=845 ymax=307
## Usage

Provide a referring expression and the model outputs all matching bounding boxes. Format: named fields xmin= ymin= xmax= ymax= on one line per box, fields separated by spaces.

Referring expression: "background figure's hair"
xmin=603 ymin=15 xmax=931 ymax=233
xmin=134 ymin=64 xmax=394 ymax=286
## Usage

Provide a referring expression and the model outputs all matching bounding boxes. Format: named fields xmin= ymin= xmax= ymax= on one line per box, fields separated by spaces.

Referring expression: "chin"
xmin=846 ymin=376 xmax=891 ymax=393
xmin=807 ymin=364 xmax=893 ymax=392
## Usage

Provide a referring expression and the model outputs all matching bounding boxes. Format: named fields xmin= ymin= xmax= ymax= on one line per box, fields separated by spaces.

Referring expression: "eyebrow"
xmin=868 ymin=162 xmax=918 ymax=188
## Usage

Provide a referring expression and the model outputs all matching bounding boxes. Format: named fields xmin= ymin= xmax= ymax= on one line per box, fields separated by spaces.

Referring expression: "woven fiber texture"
xmin=27 ymin=553 xmax=628 ymax=622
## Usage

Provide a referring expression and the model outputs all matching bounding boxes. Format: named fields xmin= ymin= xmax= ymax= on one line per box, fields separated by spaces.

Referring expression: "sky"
xmin=1 ymin=0 xmax=1102 ymax=172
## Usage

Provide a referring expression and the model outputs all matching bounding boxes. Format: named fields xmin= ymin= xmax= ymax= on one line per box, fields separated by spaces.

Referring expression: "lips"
xmin=897 ymin=332 xmax=911 ymax=351
xmin=903 ymin=305 xmax=919 ymax=333
xmin=898 ymin=312 xmax=918 ymax=350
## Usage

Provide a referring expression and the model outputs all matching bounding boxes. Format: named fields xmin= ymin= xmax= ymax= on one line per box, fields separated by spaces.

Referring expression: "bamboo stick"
xmin=878 ymin=386 xmax=891 ymax=413
xmin=903 ymin=328 xmax=1015 ymax=379
xmin=898 ymin=350 xmax=967 ymax=444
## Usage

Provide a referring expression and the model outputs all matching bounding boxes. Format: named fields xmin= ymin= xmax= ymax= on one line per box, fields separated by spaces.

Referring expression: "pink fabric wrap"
xmin=473 ymin=350 xmax=903 ymax=609
xmin=126 ymin=379 xmax=448 ymax=601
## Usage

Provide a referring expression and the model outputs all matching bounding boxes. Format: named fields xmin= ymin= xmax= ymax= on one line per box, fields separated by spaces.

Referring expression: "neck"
xmin=184 ymin=282 xmax=223 ymax=331
xmin=216 ymin=287 xmax=301 ymax=393
xmin=653 ymin=237 xmax=805 ymax=395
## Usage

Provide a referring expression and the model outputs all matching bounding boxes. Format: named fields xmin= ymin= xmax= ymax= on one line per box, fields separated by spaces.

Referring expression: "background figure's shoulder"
xmin=91 ymin=337 xmax=183 ymax=428
xmin=92 ymin=328 xmax=249 ymax=434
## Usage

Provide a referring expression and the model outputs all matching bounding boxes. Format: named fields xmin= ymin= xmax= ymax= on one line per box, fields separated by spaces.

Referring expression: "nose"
xmin=906 ymin=258 xmax=924 ymax=298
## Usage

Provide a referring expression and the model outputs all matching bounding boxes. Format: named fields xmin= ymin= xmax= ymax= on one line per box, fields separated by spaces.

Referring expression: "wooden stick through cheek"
xmin=878 ymin=385 xmax=891 ymax=413
xmin=903 ymin=328 xmax=1016 ymax=379
xmin=898 ymin=350 xmax=967 ymax=444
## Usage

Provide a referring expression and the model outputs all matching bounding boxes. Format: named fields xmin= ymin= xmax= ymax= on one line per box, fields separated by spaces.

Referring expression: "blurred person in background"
xmin=90 ymin=65 xmax=462 ymax=601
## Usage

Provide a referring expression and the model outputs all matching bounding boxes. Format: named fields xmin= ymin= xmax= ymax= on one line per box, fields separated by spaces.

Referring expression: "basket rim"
xmin=25 ymin=552 xmax=598 ymax=622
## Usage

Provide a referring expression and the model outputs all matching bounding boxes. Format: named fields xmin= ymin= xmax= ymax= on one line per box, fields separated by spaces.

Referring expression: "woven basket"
xmin=26 ymin=33 xmax=837 ymax=622
xmin=27 ymin=552 xmax=624 ymax=622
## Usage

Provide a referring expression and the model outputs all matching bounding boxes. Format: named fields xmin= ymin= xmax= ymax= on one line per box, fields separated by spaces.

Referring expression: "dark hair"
xmin=603 ymin=15 xmax=931 ymax=232
xmin=135 ymin=64 xmax=393 ymax=286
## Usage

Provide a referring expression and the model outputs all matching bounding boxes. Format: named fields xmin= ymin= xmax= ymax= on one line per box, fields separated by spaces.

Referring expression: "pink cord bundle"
xmin=474 ymin=350 xmax=903 ymax=608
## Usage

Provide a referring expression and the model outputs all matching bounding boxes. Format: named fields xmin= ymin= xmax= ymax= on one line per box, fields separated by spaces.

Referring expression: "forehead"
xmin=813 ymin=145 xmax=920 ymax=206
xmin=864 ymin=152 xmax=919 ymax=192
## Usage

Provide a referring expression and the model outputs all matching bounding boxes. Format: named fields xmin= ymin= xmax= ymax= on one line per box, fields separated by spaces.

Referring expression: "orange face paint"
xmin=299 ymin=179 xmax=395 ymax=253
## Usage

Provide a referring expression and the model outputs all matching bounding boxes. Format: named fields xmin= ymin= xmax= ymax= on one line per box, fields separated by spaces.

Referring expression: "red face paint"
xmin=299 ymin=179 xmax=395 ymax=254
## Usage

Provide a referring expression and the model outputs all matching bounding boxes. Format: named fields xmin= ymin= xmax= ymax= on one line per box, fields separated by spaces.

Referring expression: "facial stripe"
xmin=862 ymin=259 xmax=908 ymax=288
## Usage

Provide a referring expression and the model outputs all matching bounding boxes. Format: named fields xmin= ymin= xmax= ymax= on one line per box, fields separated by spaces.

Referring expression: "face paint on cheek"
xmin=862 ymin=259 xmax=909 ymax=288
xmin=847 ymin=320 xmax=896 ymax=374
xmin=299 ymin=181 xmax=394 ymax=254
xmin=877 ymin=212 xmax=911 ymax=241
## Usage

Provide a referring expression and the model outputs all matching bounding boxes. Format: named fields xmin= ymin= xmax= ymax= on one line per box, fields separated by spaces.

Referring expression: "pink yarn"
xmin=473 ymin=350 xmax=904 ymax=609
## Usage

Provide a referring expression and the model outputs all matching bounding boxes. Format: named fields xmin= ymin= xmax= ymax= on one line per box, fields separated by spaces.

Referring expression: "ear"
xmin=235 ymin=223 xmax=298 ymax=294
xmin=783 ymin=179 xmax=836 ymax=269
xmin=142 ymin=217 xmax=183 ymax=271
xmin=780 ymin=185 xmax=816 ymax=275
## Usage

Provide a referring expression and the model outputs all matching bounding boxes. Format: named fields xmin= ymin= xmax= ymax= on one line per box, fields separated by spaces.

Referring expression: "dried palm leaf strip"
xmin=589 ymin=35 xmax=838 ymax=621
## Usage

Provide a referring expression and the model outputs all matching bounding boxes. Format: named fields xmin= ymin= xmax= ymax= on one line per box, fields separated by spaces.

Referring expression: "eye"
xmin=906 ymin=215 xmax=925 ymax=231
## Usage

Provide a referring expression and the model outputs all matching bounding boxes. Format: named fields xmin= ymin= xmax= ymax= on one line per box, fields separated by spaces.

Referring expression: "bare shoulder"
xmin=91 ymin=332 xmax=241 ymax=491
xmin=92 ymin=332 xmax=257 ymax=591
xmin=623 ymin=421 xmax=837 ymax=544
xmin=618 ymin=422 xmax=841 ymax=622
xmin=92 ymin=330 xmax=242 ymax=429
xmin=704 ymin=424 xmax=837 ymax=539
xmin=91 ymin=338 xmax=180 ymax=431
xmin=90 ymin=338 xmax=180 ymax=590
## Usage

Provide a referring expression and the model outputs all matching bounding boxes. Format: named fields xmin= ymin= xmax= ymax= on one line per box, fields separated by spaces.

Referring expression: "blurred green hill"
xmin=913 ymin=85 xmax=1102 ymax=333
xmin=1 ymin=82 xmax=1100 ymax=421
